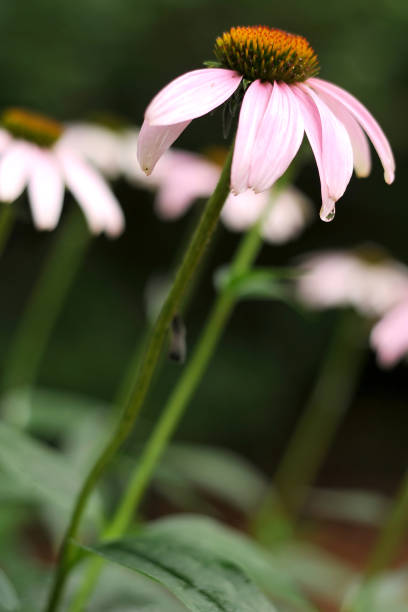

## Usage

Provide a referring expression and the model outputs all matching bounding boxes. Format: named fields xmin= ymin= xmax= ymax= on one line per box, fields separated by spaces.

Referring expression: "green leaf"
xmin=80 ymin=523 xmax=278 ymax=612
xmin=142 ymin=515 xmax=316 ymax=610
xmin=0 ymin=569 xmax=20 ymax=611
xmin=0 ymin=421 xmax=101 ymax=523
xmin=214 ymin=266 xmax=296 ymax=301
xmin=159 ymin=444 xmax=268 ymax=513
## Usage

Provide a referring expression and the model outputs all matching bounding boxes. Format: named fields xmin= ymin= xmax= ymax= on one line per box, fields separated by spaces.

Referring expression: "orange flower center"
xmin=214 ymin=26 xmax=319 ymax=84
xmin=1 ymin=108 xmax=63 ymax=147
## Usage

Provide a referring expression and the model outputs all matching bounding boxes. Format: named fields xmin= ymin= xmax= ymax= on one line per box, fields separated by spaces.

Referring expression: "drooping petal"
xmin=28 ymin=148 xmax=64 ymax=230
xmin=57 ymin=148 xmax=125 ymax=237
xmin=308 ymin=77 xmax=395 ymax=184
xmin=137 ymin=120 xmax=190 ymax=176
xmin=146 ymin=68 xmax=242 ymax=126
xmin=248 ymin=82 xmax=304 ymax=192
xmin=294 ymin=85 xmax=353 ymax=221
xmin=314 ymin=88 xmax=371 ymax=178
xmin=0 ymin=141 xmax=32 ymax=202
xmin=231 ymin=80 xmax=272 ymax=194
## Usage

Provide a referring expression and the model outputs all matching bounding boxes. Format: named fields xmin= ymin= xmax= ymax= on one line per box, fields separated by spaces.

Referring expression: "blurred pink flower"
xmin=371 ymin=301 xmax=408 ymax=368
xmin=297 ymin=250 xmax=408 ymax=317
xmin=138 ymin=26 xmax=394 ymax=222
xmin=146 ymin=147 xmax=312 ymax=244
xmin=0 ymin=110 xmax=124 ymax=236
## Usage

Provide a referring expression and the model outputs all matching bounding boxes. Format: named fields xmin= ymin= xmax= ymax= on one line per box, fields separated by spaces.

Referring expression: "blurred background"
xmin=0 ymin=0 xmax=407 ymax=587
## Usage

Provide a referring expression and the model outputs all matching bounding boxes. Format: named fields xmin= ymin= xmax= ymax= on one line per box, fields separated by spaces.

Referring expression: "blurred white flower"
xmin=297 ymin=249 xmax=408 ymax=317
xmin=0 ymin=109 xmax=124 ymax=236
xmin=370 ymin=300 xmax=408 ymax=368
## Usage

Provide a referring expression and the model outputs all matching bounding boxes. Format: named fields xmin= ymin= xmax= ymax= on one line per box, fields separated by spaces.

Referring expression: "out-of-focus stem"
xmin=365 ymin=468 xmax=408 ymax=577
xmin=254 ymin=310 xmax=367 ymax=533
xmin=2 ymin=207 xmax=91 ymax=394
xmin=0 ymin=204 xmax=15 ymax=257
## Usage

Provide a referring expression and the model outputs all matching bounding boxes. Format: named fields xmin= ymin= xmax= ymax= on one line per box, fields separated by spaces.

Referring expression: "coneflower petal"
xmin=58 ymin=149 xmax=125 ymax=237
xmin=295 ymin=84 xmax=353 ymax=221
xmin=249 ymin=82 xmax=304 ymax=193
xmin=0 ymin=142 xmax=31 ymax=202
xmin=308 ymin=78 xmax=395 ymax=184
xmin=28 ymin=149 xmax=64 ymax=230
xmin=231 ymin=79 xmax=272 ymax=193
xmin=145 ymin=68 xmax=242 ymax=126
xmin=137 ymin=120 xmax=191 ymax=176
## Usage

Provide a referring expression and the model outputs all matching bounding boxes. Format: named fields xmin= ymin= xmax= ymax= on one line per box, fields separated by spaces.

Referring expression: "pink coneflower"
xmin=138 ymin=26 xmax=395 ymax=221
xmin=0 ymin=109 xmax=125 ymax=236
xmin=297 ymin=248 xmax=408 ymax=317
xmin=371 ymin=300 xmax=408 ymax=368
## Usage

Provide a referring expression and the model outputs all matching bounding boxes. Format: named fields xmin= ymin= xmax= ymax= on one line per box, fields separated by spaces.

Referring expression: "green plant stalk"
xmin=0 ymin=204 xmax=15 ymax=257
xmin=44 ymin=148 xmax=233 ymax=612
xmin=254 ymin=310 xmax=367 ymax=531
xmin=2 ymin=207 xmax=91 ymax=394
xmin=365 ymin=468 xmax=408 ymax=577
xmin=68 ymin=185 xmax=274 ymax=612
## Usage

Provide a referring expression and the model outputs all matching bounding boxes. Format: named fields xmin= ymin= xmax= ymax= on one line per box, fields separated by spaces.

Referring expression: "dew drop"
xmin=320 ymin=205 xmax=336 ymax=223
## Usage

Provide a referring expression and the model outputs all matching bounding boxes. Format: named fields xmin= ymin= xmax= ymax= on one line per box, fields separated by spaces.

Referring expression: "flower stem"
xmin=2 ymin=207 xmax=91 ymax=395
xmin=0 ymin=204 xmax=15 ymax=257
xmin=365 ymin=469 xmax=408 ymax=577
xmin=67 ymin=184 xmax=273 ymax=612
xmin=254 ymin=310 xmax=367 ymax=535
xmin=44 ymin=147 xmax=233 ymax=612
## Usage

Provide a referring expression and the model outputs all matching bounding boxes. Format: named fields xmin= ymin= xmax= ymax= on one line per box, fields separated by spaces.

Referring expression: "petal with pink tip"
xmin=248 ymin=82 xmax=304 ymax=193
xmin=231 ymin=80 xmax=272 ymax=194
xmin=0 ymin=129 xmax=12 ymax=154
xmin=28 ymin=149 xmax=64 ymax=230
xmin=57 ymin=148 xmax=125 ymax=237
xmin=137 ymin=119 xmax=190 ymax=176
xmin=308 ymin=78 xmax=395 ymax=184
xmin=295 ymin=85 xmax=353 ymax=221
xmin=0 ymin=141 xmax=32 ymax=202
xmin=146 ymin=69 xmax=242 ymax=126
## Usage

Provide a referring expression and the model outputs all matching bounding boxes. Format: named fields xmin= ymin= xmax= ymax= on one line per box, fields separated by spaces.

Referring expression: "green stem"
xmin=365 ymin=469 xmax=408 ymax=577
xmin=254 ymin=310 xmax=367 ymax=533
xmin=2 ymin=207 xmax=90 ymax=394
xmin=0 ymin=204 xmax=15 ymax=257
xmin=68 ymin=184 xmax=271 ymax=612
xmin=44 ymin=147 xmax=233 ymax=612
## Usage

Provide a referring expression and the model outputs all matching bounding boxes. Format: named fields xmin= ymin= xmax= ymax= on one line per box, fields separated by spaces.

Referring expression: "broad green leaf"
xmin=308 ymin=487 xmax=389 ymax=527
xmin=0 ymin=421 xmax=101 ymax=523
xmin=138 ymin=515 xmax=315 ymax=611
xmin=80 ymin=524 xmax=278 ymax=612
xmin=0 ymin=569 xmax=20 ymax=611
xmin=159 ymin=444 xmax=268 ymax=513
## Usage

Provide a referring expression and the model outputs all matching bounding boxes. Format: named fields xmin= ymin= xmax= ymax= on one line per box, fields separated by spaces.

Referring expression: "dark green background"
xmin=0 ymin=0 xmax=407 ymax=492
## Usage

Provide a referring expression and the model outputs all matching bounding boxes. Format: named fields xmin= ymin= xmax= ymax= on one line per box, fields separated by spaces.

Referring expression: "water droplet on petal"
xmin=320 ymin=203 xmax=336 ymax=223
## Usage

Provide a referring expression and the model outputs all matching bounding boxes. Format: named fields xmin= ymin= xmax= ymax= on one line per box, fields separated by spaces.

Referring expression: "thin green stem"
xmin=365 ymin=469 xmax=408 ymax=577
xmin=254 ymin=310 xmax=367 ymax=533
xmin=0 ymin=204 xmax=15 ymax=257
xmin=44 ymin=148 xmax=233 ymax=612
xmin=2 ymin=207 xmax=91 ymax=394
xmin=68 ymin=186 xmax=273 ymax=612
